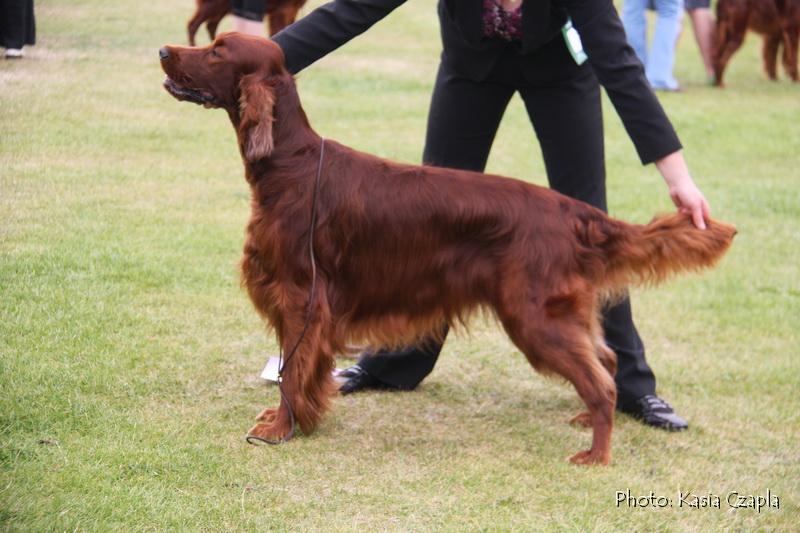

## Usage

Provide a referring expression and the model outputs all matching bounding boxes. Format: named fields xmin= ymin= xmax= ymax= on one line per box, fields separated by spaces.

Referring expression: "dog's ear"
xmin=238 ymin=74 xmax=276 ymax=161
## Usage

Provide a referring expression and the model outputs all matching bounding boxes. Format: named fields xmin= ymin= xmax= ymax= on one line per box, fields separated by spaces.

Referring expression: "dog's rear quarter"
xmin=714 ymin=0 xmax=800 ymax=85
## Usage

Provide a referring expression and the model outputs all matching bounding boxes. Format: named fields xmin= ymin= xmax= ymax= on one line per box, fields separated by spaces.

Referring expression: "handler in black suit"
xmin=252 ymin=0 xmax=712 ymax=430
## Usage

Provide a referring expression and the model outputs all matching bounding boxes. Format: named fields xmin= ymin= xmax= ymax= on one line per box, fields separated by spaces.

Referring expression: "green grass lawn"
xmin=2 ymin=0 xmax=798 ymax=530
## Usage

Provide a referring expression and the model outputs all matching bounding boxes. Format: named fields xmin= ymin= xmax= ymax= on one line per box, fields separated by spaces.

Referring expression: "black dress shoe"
xmin=334 ymin=364 xmax=383 ymax=395
xmin=619 ymin=395 xmax=688 ymax=431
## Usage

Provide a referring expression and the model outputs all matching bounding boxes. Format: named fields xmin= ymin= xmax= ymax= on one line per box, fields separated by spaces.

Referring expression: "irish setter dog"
xmin=160 ymin=33 xmax=736 ymax=465
xmin=187 ymin=0 xmax=306 ymax=46
xmin=714 ymin=0 xmax=800 ymax=86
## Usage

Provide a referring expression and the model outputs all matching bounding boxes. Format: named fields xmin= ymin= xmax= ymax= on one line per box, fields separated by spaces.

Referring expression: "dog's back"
xmin=286 ymin=141 xmax=736 ymax=352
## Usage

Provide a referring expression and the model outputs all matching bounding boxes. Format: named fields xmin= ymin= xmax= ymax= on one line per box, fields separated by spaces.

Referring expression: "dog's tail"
xmin=576 ymin=211 xmax=737 ymax=291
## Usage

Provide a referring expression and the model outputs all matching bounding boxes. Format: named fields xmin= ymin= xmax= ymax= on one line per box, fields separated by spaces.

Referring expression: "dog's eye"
xmin=210 ymin=48 xmax=221 ymax=58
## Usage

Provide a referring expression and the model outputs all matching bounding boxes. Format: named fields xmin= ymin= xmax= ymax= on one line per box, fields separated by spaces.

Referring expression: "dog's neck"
xmin=231 ymin=74 xmax=323 ymax=209
xmin=231 ymin=74 xmax=319 ymax=174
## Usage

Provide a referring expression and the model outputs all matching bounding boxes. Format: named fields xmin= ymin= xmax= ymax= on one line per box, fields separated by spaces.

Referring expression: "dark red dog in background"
xmin=160 ymin=33 xmax=736 ymax=465
xmin=187 ymin=0 xmax=306 ymax=46
xmin=714 ymin=0 xmax=800 ymax=85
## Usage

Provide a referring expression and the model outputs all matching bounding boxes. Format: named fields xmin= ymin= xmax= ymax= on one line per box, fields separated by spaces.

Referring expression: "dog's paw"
xmin=568 ymin=449 xmax=610 ymax=466
xmin=568 ymin=411 xmax=592 ymax=428
xmin=255 ymin=408 xmax=278 ymax=423
xmin=246 ymin=420 xmax=292 ymax=445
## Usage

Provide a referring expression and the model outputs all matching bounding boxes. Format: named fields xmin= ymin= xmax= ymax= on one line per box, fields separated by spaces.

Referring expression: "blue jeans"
xmin=622 ymin=0 xmax=683 ymax=90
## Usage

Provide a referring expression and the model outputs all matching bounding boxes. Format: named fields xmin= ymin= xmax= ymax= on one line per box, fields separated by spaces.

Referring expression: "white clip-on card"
xmin=562 ymin=18 xmax=588 ymax=65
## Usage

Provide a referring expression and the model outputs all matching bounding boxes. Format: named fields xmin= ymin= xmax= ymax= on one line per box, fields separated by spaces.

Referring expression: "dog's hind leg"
xmin=187 ymin=11 xmax=204 ymax=46
xmin=781 ymin=27 xmax=799 ymax=81
xmin=188 ymin=0 xmax=229 ymax=46
xmin=713 ymin=16 xmax=748 ymax=86
xmin=497 ymin=288 xmax=616 ymax=465
xmin=763 ymin=33 xmax=782 ymax=80
xmin=247 ymin=282 xmax=337 ymax=443
xmin=267 ymin=5 xmax=302 ymax=35
xmin=206 ymin=17 xmax=223 ymax=42
xmin=570 ymin=323 xmax=617 ymax=429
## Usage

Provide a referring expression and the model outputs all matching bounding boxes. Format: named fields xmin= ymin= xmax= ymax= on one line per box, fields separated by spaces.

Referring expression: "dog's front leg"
xmin=247 ymin=283 xmax=336 ymax=443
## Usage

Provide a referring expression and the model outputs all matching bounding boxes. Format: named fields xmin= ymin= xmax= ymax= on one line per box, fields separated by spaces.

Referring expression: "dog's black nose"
xmin=159 ymin=47 xmax=169 ymax=61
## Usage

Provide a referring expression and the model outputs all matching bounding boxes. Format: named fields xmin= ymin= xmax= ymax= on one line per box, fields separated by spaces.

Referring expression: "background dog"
xmin=187 ymin=0 xmax=307 ymax=46
xmin=714 ymin=0 xmax=800 ymax=85
xmin=160 ymin=33 xmax=736 ymax=465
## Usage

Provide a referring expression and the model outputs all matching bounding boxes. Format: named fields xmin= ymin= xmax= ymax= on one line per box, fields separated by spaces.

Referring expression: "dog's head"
xmin=160 ymin=33 xmax=287 ymax=161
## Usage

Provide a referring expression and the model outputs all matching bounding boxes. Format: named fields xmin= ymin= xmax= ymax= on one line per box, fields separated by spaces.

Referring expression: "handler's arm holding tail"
xmin=272 ymin=0 xmax=710 ymax=229
xmin=560 ymin=0 xmax=710 ymax=228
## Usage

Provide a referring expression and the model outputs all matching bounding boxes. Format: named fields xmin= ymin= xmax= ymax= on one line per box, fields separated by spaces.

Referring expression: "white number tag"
xmin=562 ymin=18 xmax=588 ymax=65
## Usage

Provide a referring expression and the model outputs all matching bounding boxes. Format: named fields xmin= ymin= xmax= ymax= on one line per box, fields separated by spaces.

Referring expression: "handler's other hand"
xmin=669 ymin=179 xmax=710 ymax=230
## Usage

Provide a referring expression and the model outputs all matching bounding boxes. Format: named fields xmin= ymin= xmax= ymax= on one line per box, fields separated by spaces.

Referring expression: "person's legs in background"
xmin=647 ymin=0 xmax=683 ymax=90
xmin=337 ymin=58 xmax=515 ymax=393
xmin=622 ymin=0 xmax=684 ymax=90
xmin=1 ymin=0 xmax=36 ymax=59
xmin=684 ymin=0 xmax=716 ymax=80
xmin=621 ymin=0 xmax=650 ymax=65
xmin=231 ymin=0 xmax=265 ymax=36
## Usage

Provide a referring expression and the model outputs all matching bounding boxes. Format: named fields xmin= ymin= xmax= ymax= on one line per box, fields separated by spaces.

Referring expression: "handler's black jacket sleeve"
xmin=272 ymin=0 xmax=681 ymax=165
xmin=559 ymin=0 xmax=682 ymax=163
xmin=272 ymin=0 xmax=406 ymax=74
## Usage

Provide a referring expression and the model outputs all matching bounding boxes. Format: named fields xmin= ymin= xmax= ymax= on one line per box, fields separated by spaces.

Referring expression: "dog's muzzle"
xmin=162 ymin=77 xmax=219 ymax=108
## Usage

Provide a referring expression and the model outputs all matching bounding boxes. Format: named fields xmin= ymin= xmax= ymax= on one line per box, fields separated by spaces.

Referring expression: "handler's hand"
xmin=655 ymin=151 xmax=710 ymax=230
xmin=668 ymin=179 xmax=710 ymax=230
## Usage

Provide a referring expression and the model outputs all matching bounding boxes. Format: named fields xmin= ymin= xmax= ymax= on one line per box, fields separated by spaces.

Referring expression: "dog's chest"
xmin=240 ymin=213 xmax=284 ymax=311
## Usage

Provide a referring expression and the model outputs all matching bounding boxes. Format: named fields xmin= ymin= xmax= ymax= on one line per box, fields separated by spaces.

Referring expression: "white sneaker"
xmin=5 ymin=48 xmax=24 ymax=59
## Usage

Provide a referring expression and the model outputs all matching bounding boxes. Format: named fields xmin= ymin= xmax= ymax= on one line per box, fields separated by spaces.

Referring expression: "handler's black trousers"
xmin=358 ymin=38 xmax=657 ymax=406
